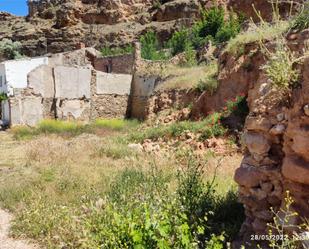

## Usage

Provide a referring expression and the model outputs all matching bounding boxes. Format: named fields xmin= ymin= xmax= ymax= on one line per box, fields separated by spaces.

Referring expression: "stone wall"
xmin=91 ymin=71 xmax=132 ymax=119
xmin=93 ymin=54 xmax=134 ymax=74
xmin=228 ymin=38 xmax=309 ymax=245
xmin=7 ymin=48 xmax=134 ymax=126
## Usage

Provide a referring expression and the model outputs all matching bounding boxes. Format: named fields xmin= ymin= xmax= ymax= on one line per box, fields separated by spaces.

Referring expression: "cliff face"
xmin=0 ymin=0 xmax=214 ymax=57
xmin=1 ymin=0 xmax=300 ymax=58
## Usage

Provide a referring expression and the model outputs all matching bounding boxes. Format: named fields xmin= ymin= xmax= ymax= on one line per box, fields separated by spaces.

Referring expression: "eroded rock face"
xmin=233 ymin=39 xmax=309 ymax=241
xmin=1 ymin=0 xmax=221 ymax=58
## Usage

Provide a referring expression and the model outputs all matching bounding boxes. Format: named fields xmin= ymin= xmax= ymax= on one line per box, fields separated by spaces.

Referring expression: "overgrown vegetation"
xmin=261 ymin=38 xmax=300 ymax=93
xmin=140 ymin=31 xmax=166 ymax=61
xmin=140 ymin=7 xmax=242 ymax=61
xmin=292 ymin=2 xmax=309 ymax=31
xmin=129 ymin=112 xmax=227 ymax=143
xmin=0 ymin=92 xmax=8 ymax=101
xmin=157 ymin=60 xmax=218 ymax=91
xmin=12 ymin=119 xmax=140 ymax=140
xmin=1 ymin=142 xmax=243 ymax=248
xmin=101 ymin=45 xmax=134 ymax=56
xmin=226 ymin=20 xmax=289 ymax=56
xmin=0 ymin=38 xmax=23 ymax=60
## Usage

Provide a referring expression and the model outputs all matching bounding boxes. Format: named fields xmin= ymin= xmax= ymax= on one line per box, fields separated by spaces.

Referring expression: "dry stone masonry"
xmin=234 ymin=53 xmax=309 ymax=242
xmin=5 ymin=48 xmax=134 ymax=126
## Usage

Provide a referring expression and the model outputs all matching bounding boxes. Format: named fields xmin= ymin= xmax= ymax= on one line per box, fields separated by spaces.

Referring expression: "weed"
xmin=292 ymin=2 xmax=309 ymax=31
xmin=261 ymin=38 xmax=301 ymax=93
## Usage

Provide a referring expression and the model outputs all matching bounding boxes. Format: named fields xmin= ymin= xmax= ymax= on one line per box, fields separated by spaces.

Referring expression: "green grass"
xmin=157 ymin=61 xmax=218 ymax=91
xmin=11 ymin=119 xmax=140 ymax=140
xmin=225 ymin=20 xmax=290 ymax=55
xmin=94 ymin=118 xmax=139 ymax=131
xmin=129 ymin=112 xmax=227 ymax=143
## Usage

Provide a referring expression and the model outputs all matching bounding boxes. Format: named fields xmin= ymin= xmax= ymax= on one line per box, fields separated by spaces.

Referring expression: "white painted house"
xmin=0 ymin=57 xmax=48 ymax=124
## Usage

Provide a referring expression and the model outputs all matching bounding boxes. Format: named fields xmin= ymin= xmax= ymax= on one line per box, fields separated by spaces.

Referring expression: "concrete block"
xmin=54 ymin=66 xmax=91 ymax=99
xmin=28 ymin=65 xmax=55 ymax=98
xmin=132 ymin=75 xmax=157 ymax=97
xmin=21 ymin=97 xmax=43 ymax=126
xmin=96 ymin=72 xmax=132 ymax=95
xmin=10 ymin=100 xmax=22 ymax=126
xmin=57 ymin=99 xmax=90 ymax=121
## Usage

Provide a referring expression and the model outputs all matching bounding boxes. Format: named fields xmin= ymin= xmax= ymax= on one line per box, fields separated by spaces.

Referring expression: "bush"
xmin=101 ymin=45 xmax=134 ymax=57
xmin=0 ymin=38 xmax=23 ymax=60
xmin=292 ymin=2 xmax=309 ymax=30
xmin=195 ymin=7 xmax=225 ymax=42
xmin=195 ymin=61 xmax=218 ymax=93
xmin=140 ymin=31 xmax=166 ymax=60
xmin=261 ymin=39 xmax=300 ymax=93
xmin=215 ymin=13 xmax=242 ymax=43
xmin=168 ymin=28 xmax=191 ymax=56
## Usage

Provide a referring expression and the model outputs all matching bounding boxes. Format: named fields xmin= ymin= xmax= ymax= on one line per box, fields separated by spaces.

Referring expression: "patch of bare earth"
xmin=0 ymin=209 xmax=40 ymax=249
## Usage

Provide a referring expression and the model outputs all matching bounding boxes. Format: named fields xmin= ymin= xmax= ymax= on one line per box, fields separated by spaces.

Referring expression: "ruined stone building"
xmin=0 ymin=48 xmax=135 ymax=126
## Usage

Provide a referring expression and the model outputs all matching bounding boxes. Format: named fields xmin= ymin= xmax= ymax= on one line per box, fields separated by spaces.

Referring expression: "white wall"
xmin=0 ymin=64 xmax=6 ymax=94
xmin=1 ymin=100 xmax=10 ymax=122
xmin=3 ymin=57 xmax=48 ymax=96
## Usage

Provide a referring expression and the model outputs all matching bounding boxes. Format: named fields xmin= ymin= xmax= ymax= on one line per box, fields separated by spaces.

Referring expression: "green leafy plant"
xmin=292 ymin=2 xmax=309 ymax=31
xmin=140 ymin=31 xmax=166 ymax=60
xmin=168 ymin=28 xmax=191 ymax=56
xmin=261 ymin=38 xmax=307 ymax=93
xmin=0 ymin=38 xmax=23 ymax=60
xmin=0 ymin=92 xmax=8 ymax=101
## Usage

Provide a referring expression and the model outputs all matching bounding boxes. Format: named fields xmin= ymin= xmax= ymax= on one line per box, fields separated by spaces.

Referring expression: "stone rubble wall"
xmin=9 ymin=49 xmax=134 ymax=126
xmin=230 ymin=37 xmax=309 ymax=243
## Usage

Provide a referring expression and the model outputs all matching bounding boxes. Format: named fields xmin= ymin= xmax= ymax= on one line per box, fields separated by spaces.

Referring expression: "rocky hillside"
xmin=0 ymin=0 xmax=303 ymax=57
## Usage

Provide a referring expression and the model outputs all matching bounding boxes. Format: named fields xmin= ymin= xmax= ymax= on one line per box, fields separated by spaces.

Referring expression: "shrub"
xmin=292 ymin=2 xmax=309 ymax=31
xmin=261 ymin=39 xmax=301 ymax=94
xmin=196 ymin=7 xmax=225 ymax=41
xmin=140 ymin=31 xmax=166 ymax=60
xmin=168 ymin=28 xmax=191 ymax=56
xmin=101 ymin=45 xmax=134 ymax=57
xmin=195 ymin=62 xmax=218 ymax=93
xmin=0 ymin=38 xmax=23 ymax=59
xmin=0 ymin=92 xmax=8 ymax=101
xmin=182 ymin=44 xmax=197 ymax=67
xmin=215 ymin=13 xmax=242 ymax=43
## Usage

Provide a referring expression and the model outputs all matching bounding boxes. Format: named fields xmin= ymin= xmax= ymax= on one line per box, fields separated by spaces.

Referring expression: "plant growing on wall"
xmin=0 ymin=92 xmax=8 ymax=102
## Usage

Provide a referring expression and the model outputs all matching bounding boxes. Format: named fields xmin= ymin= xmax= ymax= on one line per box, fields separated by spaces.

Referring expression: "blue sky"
xmin=0 ymin=0 xmax=28 ymax=16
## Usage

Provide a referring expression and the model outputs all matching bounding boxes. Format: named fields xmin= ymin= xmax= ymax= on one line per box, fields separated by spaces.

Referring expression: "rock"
xmin=269 ymin=124 xmax=286 ymax=136
xmin=252 ymin=218 xmax=268 ymax=232
xmin=234 ymin=164 xmax=268 ymax=188
xmin=303 ymin=104 xmax=309 ymax=116
xmin=246 ymin=116 xmax=272 ymax=132
xmin=276 ymin=113 xmax=285 ymax=122
xmin=243 ymin=132 xmax=270 ymax=156
xmin=128 ymin=143 xmax=143 ymax=152
xmin=282 ymin=156 xmax=309 ymax=185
